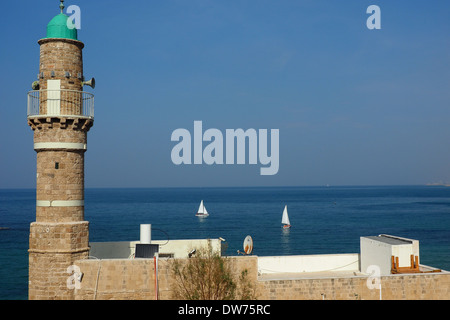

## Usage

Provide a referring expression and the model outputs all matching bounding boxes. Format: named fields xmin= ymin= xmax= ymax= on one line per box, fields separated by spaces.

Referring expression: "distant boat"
xmin=281 ymin=205 xmax=291 ymax=229
xmin=196 ymin=200 xmax=209 ymax=217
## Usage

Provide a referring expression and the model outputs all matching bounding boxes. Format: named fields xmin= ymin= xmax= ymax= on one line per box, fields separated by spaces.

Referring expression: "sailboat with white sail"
xmin=196 ymin=200 xmax=209 ymax=217
xmin=281 ymin=205 xmax=291 ymax=229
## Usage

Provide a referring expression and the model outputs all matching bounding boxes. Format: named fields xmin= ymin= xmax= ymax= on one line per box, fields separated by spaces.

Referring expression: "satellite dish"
xmin=243 ymin=235 xmax=253 ymax=255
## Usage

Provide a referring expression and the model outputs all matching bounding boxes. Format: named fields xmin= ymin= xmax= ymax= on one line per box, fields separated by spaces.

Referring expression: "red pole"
xmin=154 ymin=255 xmax=158 ymax=300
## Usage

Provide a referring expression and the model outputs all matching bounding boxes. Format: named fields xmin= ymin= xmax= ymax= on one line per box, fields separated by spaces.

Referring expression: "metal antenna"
xmin=60 ymin=0 xmax=65 ymax=13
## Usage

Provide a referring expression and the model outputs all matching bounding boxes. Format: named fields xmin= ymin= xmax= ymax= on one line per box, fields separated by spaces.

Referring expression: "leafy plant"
xmin=170 ymin=245 xmax=257 ymax=300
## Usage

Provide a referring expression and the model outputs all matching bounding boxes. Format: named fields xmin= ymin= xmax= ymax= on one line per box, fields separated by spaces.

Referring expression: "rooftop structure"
xmin=89 ymin=227 xmax=444 ymax=278
xmin=360 ymin=234 xmax=424 ymax=276
xmin=74 ymin=229 xmax=448 ymax=300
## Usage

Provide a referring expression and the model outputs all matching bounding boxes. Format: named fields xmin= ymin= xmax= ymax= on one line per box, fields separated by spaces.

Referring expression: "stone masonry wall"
xmin=29 ymin=249 xmax=88 ymax=300
xmin=257 ymin=272 xmax=450 ymax=300
xmin=37 ymin=39 xmax=85 ymax=116
xmin=38 ymin=39 xmax=84 ymax=91
xmin=73 ymin=256 xmax=450 ymax=300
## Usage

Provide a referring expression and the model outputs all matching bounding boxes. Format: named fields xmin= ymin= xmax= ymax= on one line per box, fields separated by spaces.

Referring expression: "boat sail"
xmin=281 ymin=205 xmax=291 ymax=228
xmin=196 ymin=200 xmax=209 ymax=217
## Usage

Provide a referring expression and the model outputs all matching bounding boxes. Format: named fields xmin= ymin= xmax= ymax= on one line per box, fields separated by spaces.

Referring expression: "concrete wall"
xmin=360 ymin=237 xmax=393 ymax=275
xmin=89 ymin=241 xmax=137 ymax=259
xmin=89 ymin=239 xmax=223 ymax=259
xmin=72 ymin=255 xmax=450 ymax=300
xmin=392 ymin=245 xmax=414 ymax=267
xmin=382 ymin=234 xmax=420 ymax=259
xmin=258 ymin=254 xmax=359 ymax=275
xmin=156 ymin=239 xmax=222 ymax=258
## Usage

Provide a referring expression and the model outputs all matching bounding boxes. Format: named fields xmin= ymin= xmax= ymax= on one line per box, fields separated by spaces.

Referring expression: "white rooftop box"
xmin=360 ymin=234 xmax=420 ymax=276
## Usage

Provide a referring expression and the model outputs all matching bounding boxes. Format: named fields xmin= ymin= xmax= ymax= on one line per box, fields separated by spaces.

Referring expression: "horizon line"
xmin=0 ymin=183 xmax=441 ymax=191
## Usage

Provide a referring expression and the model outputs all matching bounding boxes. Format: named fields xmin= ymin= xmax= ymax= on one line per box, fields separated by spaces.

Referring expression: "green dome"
xmin=46 ymin=13 xmax=78 ymax=40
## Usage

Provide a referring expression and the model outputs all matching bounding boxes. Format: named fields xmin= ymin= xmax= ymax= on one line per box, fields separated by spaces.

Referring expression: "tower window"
xmin=55 ymin=162 xmax=59 ymax=169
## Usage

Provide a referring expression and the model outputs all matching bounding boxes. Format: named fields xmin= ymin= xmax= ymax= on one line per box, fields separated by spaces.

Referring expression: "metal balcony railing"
xmin=27 ymin=89 xmax=94 ymax=119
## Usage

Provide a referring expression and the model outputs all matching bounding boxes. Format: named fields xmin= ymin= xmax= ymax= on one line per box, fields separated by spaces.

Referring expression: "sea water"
xmin=1 ymin=185 xmax=449 ymax=300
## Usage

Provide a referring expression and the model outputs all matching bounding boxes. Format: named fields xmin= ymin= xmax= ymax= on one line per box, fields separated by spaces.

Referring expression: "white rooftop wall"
xmin=258 ymin=254 xmax=359 ymax=275
xmin=89 ymin=238 xmax=223 ymax=259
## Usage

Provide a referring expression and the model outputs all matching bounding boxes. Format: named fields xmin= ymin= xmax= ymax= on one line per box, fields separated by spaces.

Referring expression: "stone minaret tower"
xmin=27 ymin=1 xmax=95 ymax=300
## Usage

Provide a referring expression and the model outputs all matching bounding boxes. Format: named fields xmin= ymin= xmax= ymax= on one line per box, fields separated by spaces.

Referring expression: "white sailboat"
xmin=196 ymin=200 xmax=209 ymax=217
xmin=281 ymin=205 xmax=291 ymax=228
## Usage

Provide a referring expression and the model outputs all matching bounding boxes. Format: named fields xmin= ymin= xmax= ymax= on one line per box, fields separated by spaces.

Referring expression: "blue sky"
xmin=0 ymin=0 xmax=449 ymax=188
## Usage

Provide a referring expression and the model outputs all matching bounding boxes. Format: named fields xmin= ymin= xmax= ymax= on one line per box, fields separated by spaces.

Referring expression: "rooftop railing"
xmin=27 ymin=89 xmax=94 ymax=119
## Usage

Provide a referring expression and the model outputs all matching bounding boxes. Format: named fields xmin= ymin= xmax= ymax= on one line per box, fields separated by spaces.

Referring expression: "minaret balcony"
xmin=27 ymin=89 xmax=94 ymax=120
